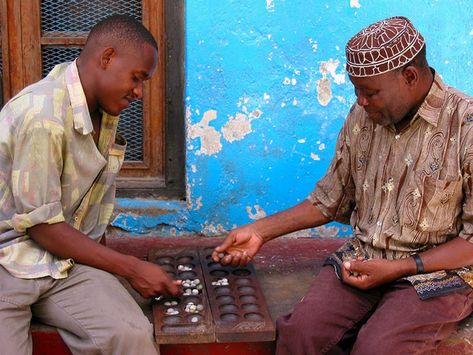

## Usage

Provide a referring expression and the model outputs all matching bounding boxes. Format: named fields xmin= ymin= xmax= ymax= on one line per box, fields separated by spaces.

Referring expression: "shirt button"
xmin=376 ymin=221 xmax=382 ymax=226
xmin=395 ymin=134 xmax=400 ymax=140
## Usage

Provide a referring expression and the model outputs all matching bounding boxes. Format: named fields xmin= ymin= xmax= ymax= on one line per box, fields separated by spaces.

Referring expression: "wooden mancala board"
xmin=148 ymin=246 xmax=275 ymax=344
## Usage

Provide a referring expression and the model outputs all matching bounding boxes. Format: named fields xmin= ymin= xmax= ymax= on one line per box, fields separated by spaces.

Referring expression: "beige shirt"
xmin=0 ymin=61 xmax=126 ymax=279
xmin=309 ymin=72 xmax=473 ymax=261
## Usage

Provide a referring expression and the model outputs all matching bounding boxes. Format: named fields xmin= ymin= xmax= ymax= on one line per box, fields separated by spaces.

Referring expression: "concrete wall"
xmin=112 ymin=0 xmax=473 ymax=237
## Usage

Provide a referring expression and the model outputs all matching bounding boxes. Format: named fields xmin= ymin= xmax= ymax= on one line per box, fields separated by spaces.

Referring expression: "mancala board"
xmin=149 ymin=246 xmax=275 ymax=344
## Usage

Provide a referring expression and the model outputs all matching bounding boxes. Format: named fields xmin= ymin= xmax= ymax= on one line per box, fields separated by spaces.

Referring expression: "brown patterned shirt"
xmin=309 ymin=72 xmax=473 ymax=295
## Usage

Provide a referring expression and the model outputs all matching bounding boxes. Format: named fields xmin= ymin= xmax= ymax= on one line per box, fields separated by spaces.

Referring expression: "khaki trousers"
xmin=276 ymin=266 xmax=473 ymax=355
xmin=0 ymin=264 xmax=159 ymax=355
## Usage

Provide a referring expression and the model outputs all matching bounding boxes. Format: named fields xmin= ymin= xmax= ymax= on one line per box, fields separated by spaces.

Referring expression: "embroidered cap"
xmin=345 ymin=16 xmax=425 ymax=77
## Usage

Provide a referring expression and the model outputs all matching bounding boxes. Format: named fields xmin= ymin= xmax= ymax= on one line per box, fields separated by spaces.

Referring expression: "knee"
xmin=97 ymin=316 xmax=155 ymax=354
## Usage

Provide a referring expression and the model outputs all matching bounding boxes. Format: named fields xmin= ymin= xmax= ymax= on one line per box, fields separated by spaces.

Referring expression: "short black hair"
xmin=86 ymin=14 xmax=158 ymax=52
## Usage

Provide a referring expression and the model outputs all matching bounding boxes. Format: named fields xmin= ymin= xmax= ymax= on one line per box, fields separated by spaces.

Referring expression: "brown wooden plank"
xmin=149 ymin=247 xmax=215 ymax=344
xmin=199 ymin=247 xmax=276 ymax=343
xmin=40 ymin=31 xmax=88 ymax=46
xmin=20 ymin=0 xmax=42 ymax=86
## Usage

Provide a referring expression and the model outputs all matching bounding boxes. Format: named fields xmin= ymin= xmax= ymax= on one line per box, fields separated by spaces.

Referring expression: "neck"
xmin=394 ymin=67 xmax=434 ymax=132
xmin=76 ymin=56 xmax=99 ymax=115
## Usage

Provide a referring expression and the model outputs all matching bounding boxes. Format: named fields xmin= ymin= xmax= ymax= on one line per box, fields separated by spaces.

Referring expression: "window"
xmin=0 ymin=0 xmax=184 ymax=197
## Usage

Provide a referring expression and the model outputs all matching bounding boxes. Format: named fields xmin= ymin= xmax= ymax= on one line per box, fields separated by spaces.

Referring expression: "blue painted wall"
xmin=112 ymin=0 xmax=473 ymax=236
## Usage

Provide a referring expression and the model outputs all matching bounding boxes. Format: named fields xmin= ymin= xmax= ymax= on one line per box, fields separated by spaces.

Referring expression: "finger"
xmin=214 ymin=235 xmax=235 ymax=253
xmin=347 ymin=259 xmax=369 ymax=274
xmin=230 ymin=252 xmax=242 ymax=267
xmin=239 ymin=251 xmax=251 ymax=267
xmin=221 ymin=253 xmax=234 ymax=265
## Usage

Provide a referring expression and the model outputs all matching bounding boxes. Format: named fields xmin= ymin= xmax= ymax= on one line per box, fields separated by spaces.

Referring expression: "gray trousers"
xmin=0 ymin=264 xmax=159 ymax=355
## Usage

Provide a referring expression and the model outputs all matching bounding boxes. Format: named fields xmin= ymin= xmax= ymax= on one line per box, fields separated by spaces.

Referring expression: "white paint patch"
xmin=283 ymin=77 xmax=291 ymax=85
xmin=319 ymin=143 xmax=326 ymax=150
xmin=298 ymin=138 xmax=306 ymax=143
xmin=310 ymin=153 xmax=321 ymax=160
xmin=202 ymin=223 xmax=226 ymax=235
xmin=309 ymin=38 xmax=318 ymax=53
xmin=470 ymin=29 xmax=473 ymax=35
xmin=319 ymin=59 xmax=346 ymax=85
xmin=292 ymin=98 xmax=298 ymax=106
xmin=316 ymin=78 xmax=332 ymax=106
xmin=188 ymin=110 xmax=223 ymax=156
xmin=291 ymin=78 xmax=297 ymax=86
xmin=266 ymin=0 xmax=275 ymax=12
xmin=222 ymin=113 xmax=252 ymax=142
xmin=246 ymin=205 xmax=267 ymax=220
xmin=195 ymin=196 xmax=203 ymax=210
xmin=281 ymin=102 xmax=286 ymax=108
xmin=350 ymin=0 xmax=361 ymax=8
xmin=191 ymin=165 xmax=197 ymax=173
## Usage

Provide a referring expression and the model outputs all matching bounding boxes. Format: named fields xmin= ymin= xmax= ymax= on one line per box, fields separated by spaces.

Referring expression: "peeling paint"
xmin=316 ymin=77 xmax=332 ymax=106
xmin=319 ymin=59 xmax=346 ymax=85
xmin=195 ymin=196 xmax=203 ymax=210
xmin=266 ymin=0 xmax=275 ymax=12
xmin=310 ymin=153 xmax=321 ymax=160
xmin=188 ymin=110 xmax=223 ymax=156
xmin=246 ymin=205 xmax=267 ymax=220
xmin=350 ymin=0 xmax=361 ymax=8
xmin=222 ymin=112 xmax=253 ymax=142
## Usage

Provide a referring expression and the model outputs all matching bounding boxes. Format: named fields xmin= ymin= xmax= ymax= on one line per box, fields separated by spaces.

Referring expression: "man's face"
xmin=96 ymin=43 xmax=158 ymax=116
xmin=349 ymin=69 xmax=413 ymax=127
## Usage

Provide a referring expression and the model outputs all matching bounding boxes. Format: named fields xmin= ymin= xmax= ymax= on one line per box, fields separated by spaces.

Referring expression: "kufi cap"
xmin=345 ymin=16 xmax=425 ymax=77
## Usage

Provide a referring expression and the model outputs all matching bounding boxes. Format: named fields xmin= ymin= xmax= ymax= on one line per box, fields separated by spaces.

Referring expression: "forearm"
xmin=28 ymin=222 xmax=139 ymax=278
xmin=417 ymin=237 xmax=473 ymax=273
xmin=385 ymin=237 xmax=473 ymax=279
xmin=252 ymin=199 xmax=331 ymax=243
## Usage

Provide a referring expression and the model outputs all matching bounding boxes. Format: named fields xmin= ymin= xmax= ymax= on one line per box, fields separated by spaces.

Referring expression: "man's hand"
xmin=212 ymin=225 xmax=264 ymax=267
xmin=341 ymin=258 xmax=408 ymax=290
xmin=127 ymin=260 xmax=182 ymax=298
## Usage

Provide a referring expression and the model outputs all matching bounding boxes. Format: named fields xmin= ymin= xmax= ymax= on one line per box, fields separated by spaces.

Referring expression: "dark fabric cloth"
xmin=276 ymin=266 xmax=473 ymax=355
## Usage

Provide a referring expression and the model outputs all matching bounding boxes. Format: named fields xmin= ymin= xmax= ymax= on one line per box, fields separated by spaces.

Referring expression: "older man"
xmin=213 ymin=16 xmax=473 ymax=354
xmin=0 ymin=15 xmax=180 ymax=355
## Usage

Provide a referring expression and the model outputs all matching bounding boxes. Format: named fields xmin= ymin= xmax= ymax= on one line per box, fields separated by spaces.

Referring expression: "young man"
xmin=0 ymin=15 xmax=180 ymax=354
xmin=213 ymin=16 xmax=473 ymax=354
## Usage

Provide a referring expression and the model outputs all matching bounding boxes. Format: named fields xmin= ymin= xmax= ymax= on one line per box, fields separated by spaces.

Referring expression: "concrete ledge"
xmin=31 ymin=236 xmax=473 ymax=354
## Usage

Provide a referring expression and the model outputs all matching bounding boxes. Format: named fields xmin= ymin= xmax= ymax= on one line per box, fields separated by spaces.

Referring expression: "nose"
xmin=356 ymin=92 xmax=369 ymax=107
xmin=133 ymin=82 xmax=143 ymax=100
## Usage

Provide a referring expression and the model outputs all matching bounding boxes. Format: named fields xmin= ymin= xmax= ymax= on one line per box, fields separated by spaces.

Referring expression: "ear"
xmin=100 ymin=47 xmax=115 ymax=69
xmin=401 ymin=65 xmax=419 ymax=87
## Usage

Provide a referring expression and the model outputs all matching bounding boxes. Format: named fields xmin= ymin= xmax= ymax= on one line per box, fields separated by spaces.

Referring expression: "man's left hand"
xmin=341 ymin=258 xmax=403 ymax=290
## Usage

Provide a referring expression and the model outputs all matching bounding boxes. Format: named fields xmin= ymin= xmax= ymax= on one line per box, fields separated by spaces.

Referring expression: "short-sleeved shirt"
xmin=0 ymin=61 xmax=126 ymax=279
xmin=309 ymin=71 xmax=473 ymax=298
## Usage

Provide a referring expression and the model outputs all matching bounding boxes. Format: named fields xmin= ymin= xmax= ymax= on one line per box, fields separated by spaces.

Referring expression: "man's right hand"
xmin=127 ymin=260 xmax=182 ymax=298
xmin=212 ymin=225 xmax=264 ymax=267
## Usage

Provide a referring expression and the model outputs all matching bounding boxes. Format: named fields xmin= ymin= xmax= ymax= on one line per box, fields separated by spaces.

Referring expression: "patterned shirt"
xmin=0 ymin=61 xmax=126 ymax=279
xmin=309 ymin=71 xmax=473 ymax=297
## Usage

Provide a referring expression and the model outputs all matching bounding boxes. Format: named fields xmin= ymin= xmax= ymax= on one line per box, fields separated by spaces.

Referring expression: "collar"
xmin=65 ymin=60 xmax=94 ymax=135
xmin=415 ymin=69 xmax=446 ymax=128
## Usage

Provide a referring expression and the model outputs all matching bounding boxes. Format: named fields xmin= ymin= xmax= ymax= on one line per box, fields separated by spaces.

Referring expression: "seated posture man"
xmin=213 ymin=16 xmax=473 ymax=354
xmin=0 ymin=15 xmax=180 ymax=355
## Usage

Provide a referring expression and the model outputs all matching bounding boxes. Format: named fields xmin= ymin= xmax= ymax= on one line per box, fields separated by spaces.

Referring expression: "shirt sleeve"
xmin=11 ymin=115 xmax=66 ymax=232
xmin=307 ymin=108 xmax=356 ymax=224
xmin=459 ymin=132 xmax=473 ymax=243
